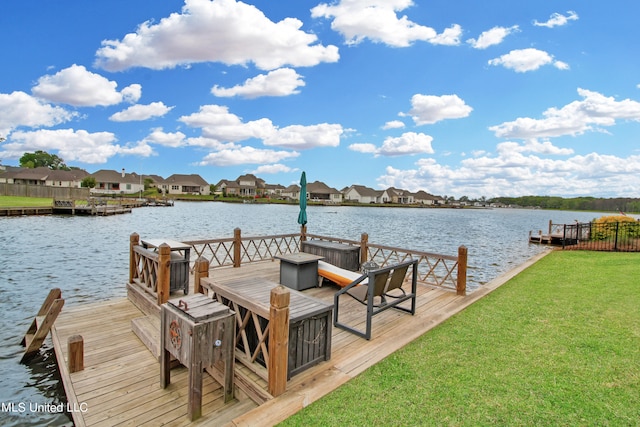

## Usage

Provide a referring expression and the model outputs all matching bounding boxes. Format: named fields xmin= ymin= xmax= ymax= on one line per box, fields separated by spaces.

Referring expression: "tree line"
xmin=491 ymin=196 xmax=640 ymax=214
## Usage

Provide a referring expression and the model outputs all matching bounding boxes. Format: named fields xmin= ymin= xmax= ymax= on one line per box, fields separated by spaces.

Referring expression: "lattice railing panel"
xmin=367 ymin=245 xmax=459 ymax=290
xmin=131 ymin=246 xmax=159 ymax=296
xmin=240 ymin=235 xmax=301 ymax=263
xmin=188 ymin=239 xmax=235 ymax=270
xmin=182 ymin=232 xmax=462 ymax=292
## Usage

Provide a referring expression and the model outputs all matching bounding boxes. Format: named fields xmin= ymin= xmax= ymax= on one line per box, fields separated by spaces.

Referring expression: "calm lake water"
xmin=0 ymin=202 xmax=610 ymax=426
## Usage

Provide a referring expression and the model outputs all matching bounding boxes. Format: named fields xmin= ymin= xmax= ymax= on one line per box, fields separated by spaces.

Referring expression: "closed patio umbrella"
xmin=297 ymin=171 xmax=307 ymax=228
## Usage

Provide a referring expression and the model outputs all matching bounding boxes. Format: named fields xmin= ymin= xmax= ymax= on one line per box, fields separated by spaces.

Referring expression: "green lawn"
xmin=0 ymin=195 xmax=52 ymax=207
xmin=280 ymin=251 xmax=640 ymax=426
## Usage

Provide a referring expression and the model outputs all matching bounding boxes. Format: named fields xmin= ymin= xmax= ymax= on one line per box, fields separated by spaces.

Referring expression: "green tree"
xmin=20 ymin=150 xmax=68 ymax=170
xmin=81 ymin=176 xmax=97 ymax=188
xmin=143 ymin=177 xmax=154 ymax=190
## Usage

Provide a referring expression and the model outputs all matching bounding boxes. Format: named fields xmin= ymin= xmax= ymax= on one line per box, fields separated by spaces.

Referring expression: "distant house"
xmin=0 ymin=167 xmax=88 ymax=188
xmin=282 ymin=184 xmax=300 ymax=200
xmin=381 ymin=187 xmax=413 ymax=204
xmin=414 ymin=190 xmax=439 ymax=205
xmin=215 ymin=179 xmax=239 ymax=196
xmin=161 ymin=174 xmax=210 ymax=195
xmin=90 ymin=169 xmax=143 ymax=194
xmin=343 ymin=185 xmax=382 ymax=204
xmin=217 ymin=174 xmax=265 ymax=197
xmin=264 ymin=183 xmax=286 ymax=197
xmin=307 ymin=181 xmax=343 ymax=203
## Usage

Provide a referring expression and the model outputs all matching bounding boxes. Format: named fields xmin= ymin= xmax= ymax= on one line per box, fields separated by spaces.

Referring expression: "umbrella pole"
xmin=300 ymin=225 xmax=307 ymax=241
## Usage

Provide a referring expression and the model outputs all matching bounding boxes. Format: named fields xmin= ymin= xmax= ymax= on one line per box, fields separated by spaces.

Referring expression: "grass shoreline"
xmin=280 ymin=250 xmax=640 ymax=426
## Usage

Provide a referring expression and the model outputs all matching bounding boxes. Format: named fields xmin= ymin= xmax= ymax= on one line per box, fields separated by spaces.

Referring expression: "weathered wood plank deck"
xmin=51 ymin=253 xmax=548 ymax=426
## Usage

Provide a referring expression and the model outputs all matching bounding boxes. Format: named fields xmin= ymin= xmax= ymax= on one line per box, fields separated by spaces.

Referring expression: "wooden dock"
xmin=50 ymin=254 xmax=545 ymax=426
xmin=0 ymin=206 xmax=54 ymax=216
xmin=52 ymin=200 xmax=132 ymax=216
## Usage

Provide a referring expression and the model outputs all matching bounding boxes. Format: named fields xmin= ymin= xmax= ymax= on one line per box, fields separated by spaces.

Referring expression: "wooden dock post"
xmin=360 ymin=233 xmax=369 ymax=264
xmin=457 ymin=245 xmax=468 ymax=296
xmin=129 ymin=232 xmax=140 ymax=284
xmin=194 ymin=257 xmax=210 ymax=294
xmin=233 ymin=228 xmax=242 ymax=268
xmin=268 ymin=285 xmax=290 ymax=397
xmin=157 ymin=243 xmax=171 ymax=305
xmin=68 ymin=335 xmax=84 ymax=373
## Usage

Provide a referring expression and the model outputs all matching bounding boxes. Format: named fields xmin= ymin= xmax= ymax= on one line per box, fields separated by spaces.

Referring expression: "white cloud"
xmin=498 ymin=139 xmax=574 ymax=156
xmin=95 ymin=0 xmax=339 ymax=71
xmin=349 ymin=132 xmax=434 ymax=156
xmin=490 ymin=88 xmax=640 ymax=139
xmin=251 ymin=164 xmax=298 ymax=174
xmin=185 ymin=136 xmax=239 ymax=150
xmin=467 ymin=25 xmax=519 ymax=49
xmin=349 ymin=143 xmax=378 ymax=154
xmin=311 ymin=0 xmax=461 ymax=47
xmin=179 ymin=105 xmax=274 ymax=142
xmin=0 ymin=128 xmax=130 ymax=164
xmin=198 ymin=146 xmax=299 ymax=166
xmin=31 ymin=64 xmax=141 ymax=106
xmin=430 ymin=24 xmax=463 ymax=46
xmin=143 ymin=128 xmax=187 ymax=148
xmin=180 ymin=104 xmax=344 ymax=149
xmin=121 ymin=85 xmax=143 ymax=103
xmin=382 ymin=120 xmax=405 ymax=130
xmin=488 ymin=48 xmax=568 ymax=73
xmin=212 ymin=68 xmax=305 ymax=98
xmin=0 ymin=91 xmax=76 ymax=136
xmin=403 ymin=94 xmax=472 ymax=125
xmin=109 ymin=102 xmax=174 ymax=122
xmin=378 ymin=132 xmax=434 ymax=156
xmin=376 ymin=146 xmax=640 ymax=199
xmin=263 ymin=123 xmax=343 ymax=149
xmin=533 ymin=11 xmax=579 ymax=28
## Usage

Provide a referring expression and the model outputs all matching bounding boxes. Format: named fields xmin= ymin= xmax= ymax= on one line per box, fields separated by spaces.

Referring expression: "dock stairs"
xmin=21 ymin=288 xmax=65 ymax=363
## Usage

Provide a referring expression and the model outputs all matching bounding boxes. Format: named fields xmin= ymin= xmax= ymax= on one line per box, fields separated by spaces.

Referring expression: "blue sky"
xmin=1 ymin=0 xmax=639 ymax=198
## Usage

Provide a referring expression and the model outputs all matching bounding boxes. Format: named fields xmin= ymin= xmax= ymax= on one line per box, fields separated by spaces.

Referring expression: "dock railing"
xmin=129 ymin=233 xmax=171 ymax=306
xmin=530 ymin=219 xmax=640 ymax=251
xmin=182 ymin=228 xmax=467 ymax=296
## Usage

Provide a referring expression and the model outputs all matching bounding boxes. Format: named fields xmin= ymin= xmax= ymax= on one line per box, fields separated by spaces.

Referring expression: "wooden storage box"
xmin=301 ymin=240 xmax=360 ymax=271
xmin=161 ymin=294 xmax=235 ymax=420
xmin=169 ymin=252 xmax=189 ymax=294
xmin=288 ymin=305 xmax=332 ymax=378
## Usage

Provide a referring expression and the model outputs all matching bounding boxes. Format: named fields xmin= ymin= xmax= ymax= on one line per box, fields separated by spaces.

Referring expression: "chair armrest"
xmin=334 ymin=272 xmax=368 ymax=295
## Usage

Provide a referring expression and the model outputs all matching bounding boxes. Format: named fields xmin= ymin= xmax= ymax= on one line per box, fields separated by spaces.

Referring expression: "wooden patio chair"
xmin=333 ymin=259 xmax=418 ymax=340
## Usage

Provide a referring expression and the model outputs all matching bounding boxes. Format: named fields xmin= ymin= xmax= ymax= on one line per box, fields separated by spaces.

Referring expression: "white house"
xmin=343 ymin=185 xmax=382 ymax=204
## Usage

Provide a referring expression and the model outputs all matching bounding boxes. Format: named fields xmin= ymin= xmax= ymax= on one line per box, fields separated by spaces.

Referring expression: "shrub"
xmin=591 ymin=215 xmax=640 ymax=241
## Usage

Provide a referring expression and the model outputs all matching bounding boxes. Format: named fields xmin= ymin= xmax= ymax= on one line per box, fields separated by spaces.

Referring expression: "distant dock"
xmin=0 ymin=198 xmax=173 ymax=217
xmin=52 ymin=199 xmax=132 ymax=216
xmin=528 ymin=219 xmax=581 ymax=246
xmin=0 ymin=206 xmax=54 ymax=216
